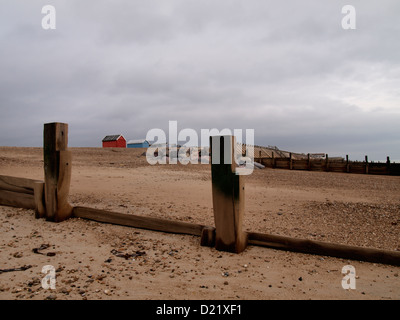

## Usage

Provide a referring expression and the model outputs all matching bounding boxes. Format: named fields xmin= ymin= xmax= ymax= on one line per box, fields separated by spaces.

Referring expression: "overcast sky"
xmin=1 ymin=0 xmax=399 ymax=161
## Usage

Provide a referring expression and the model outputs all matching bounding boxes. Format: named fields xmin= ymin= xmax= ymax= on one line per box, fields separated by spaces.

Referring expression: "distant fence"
xmin=255 ymin=153 xmax=400 ymax=176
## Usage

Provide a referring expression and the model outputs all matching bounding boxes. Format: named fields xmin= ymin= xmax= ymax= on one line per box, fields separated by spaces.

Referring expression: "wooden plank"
xmin=311 ymin=160 xmax=325 ymax=171
xmin=329 ymin=162 xmax=347 ymax=173
xmin=0 ymin=189 xmax=36 ymax=209
xmin=247 ymin=232 xmax=400 ymax=266
xmin=368 ymin=164 xmax=389 ymax=175
xmin=0 ymin=175 xmax=43 ymax=194
xmin=349 ymin=163 xmax=365 ymax=174
xmin=43 ymin=123 xmax=72 ymax=222
xmin=292 ymin=159 xmax=308 ymax=170
xmin=210 ymin=135 xmax=247 ymax=253
xmin=275 ymin=158 xmax=290 ymax=169
xmin=0 ymin=175 xmax=45 ymax=213
xmin=73 ymin=206 xmax=206 ymax=236
xmin=261 ymin=158 xmax=273 ymax=168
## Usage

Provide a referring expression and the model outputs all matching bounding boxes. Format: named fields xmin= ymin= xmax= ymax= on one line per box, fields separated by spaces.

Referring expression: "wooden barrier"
xmin=73 ymin=206 xmax=207 ymax=237
xmin=0 ymin=176 xmax=36 ymax=195
xmin=259 ymin=154 xmax=400 ymax=176
xmin=0 ymin=189 xmax=36 ymax=210
xmin=43 ymin=122 xmax=73 ymax=222
xmin=0 ymin=175 xmax=45 ymax=216
xmin=247 ymin=232 xmax=400 ymax=266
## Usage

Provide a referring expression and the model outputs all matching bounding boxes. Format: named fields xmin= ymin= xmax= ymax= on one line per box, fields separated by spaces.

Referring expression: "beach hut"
xmin=102 ymin=135 xmax=126 ymax=148
xmin=127 ymin=139 xmax=150 ymax=148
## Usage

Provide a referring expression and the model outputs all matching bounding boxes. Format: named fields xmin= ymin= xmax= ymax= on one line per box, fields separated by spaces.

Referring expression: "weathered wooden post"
xmin=289 ymin=153 xmax=293 ymax=170
xmin=365 ymin=155 xmax=369 ymax=174
xmin=271 ymin=151 xmax=275 ymax=169
xmin=208 ymin=135 xmax=247 ymax=253
xmin=346 ymin=155 xmax=349 ymax=173
xmin=387 ymin=156 xmax=391 ymax=175
xmin=325 ymin=154 xmax=329 ymax=172
xmin=307 ymin=153 xmax=311 ymax=171
xmin=43 ymin=122 xmax=73 ymax=222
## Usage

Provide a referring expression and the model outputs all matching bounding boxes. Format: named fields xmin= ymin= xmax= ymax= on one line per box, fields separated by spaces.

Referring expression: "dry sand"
xmin=0 ymin=146 xmax=399 ymax=300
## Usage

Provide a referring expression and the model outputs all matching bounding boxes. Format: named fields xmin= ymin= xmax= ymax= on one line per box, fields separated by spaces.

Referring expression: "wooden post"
xmin=209 ymin=135 xmax=247 ymax=253
xmin=387 ymin=156 xmax=391 ymax=175
xmin=325 ymin=154 xmax=329 ymax=172
xmin=272 ymin=151 xmax=275 ymax=169
xmin=365 ymin=155 xmax=369 ymax=174
xmin=346 ymin=155 xmax=349 ymax=173
xmin=43 ymin=122 xmax=73 ymax=222
xmin=307 ymin=153 xmax=311 ymax=171
xmin=289 ymin=153 xmax=293 ymax=170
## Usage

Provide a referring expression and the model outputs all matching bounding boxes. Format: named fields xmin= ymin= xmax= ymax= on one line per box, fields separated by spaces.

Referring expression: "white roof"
xmin=127 ymin=139 xmax=148 ymax=144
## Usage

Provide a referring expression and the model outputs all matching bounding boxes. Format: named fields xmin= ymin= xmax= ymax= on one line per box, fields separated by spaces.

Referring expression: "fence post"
xmin=387 ymin=156 xmax=391 ymax=175
xmin=272 ymin=151 xmax=275 ymax=169
xmin=289 ymin=153 xmax=293 ymax=170
xmin=346 ymin=155 xmax=349 ymax=173
xmin=43 ymin=122 xmax=73 ymax=222
xmin=365 ymin=155 xmax=369 ymax=174
xmin=307 ymin=153 xmax=311 ymax=170
xmin=209 ymin=135 xmax=247 ymax=253
xmin=326 ymin=154 xmax=329 ymax=172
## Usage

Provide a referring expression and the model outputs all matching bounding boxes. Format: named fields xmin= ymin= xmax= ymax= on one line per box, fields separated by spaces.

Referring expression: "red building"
xmin=102 ymin=135 xmax=126 ymax=148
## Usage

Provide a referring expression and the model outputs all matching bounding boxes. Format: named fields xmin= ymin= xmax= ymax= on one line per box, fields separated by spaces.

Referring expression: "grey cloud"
xmin=0 ymin=0 xmax=399 ymax=162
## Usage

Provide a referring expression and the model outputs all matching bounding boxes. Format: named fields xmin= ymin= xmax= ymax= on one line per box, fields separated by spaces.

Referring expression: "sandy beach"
xmin=0 ymin=146 xmax=399 ymax=300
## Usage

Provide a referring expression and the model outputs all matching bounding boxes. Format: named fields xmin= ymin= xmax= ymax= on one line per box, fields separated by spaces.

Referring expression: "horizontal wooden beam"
xmin=247 ymin=232 xmax=400 ymax=267
xmin=0 ymin=189 xmax=36 ymax=209
xmin=73 ymin=206 xmax=206 ymax=237
xmin=0 ymin=175 xmax=43 ymax=195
